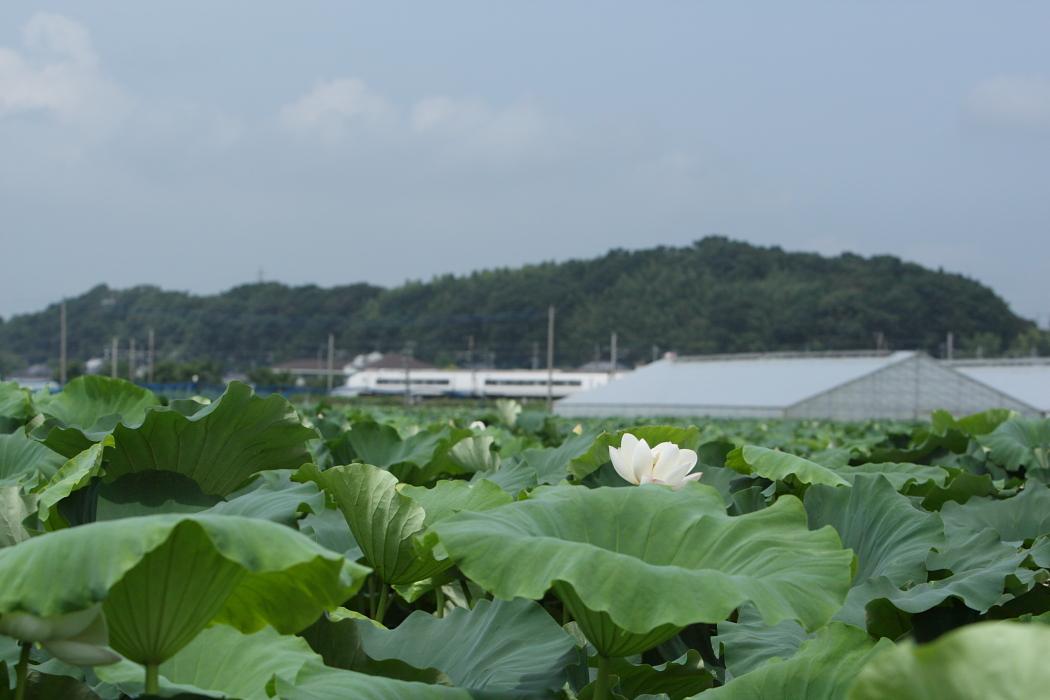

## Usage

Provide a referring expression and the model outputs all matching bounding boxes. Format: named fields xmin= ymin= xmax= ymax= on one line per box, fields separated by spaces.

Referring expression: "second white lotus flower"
xmin=0 ymin=604 xmax=122 ymax=666
xmin=609 ymin=433 xmax=702 ymax=489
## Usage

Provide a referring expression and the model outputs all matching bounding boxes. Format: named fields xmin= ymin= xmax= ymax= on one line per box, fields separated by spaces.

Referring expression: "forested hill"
xmin=0 ymin=237 xmax=1038 ymax=373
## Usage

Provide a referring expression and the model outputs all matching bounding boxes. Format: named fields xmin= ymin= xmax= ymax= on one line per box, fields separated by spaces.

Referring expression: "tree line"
xmin=0 ymin=237 xmax=1043 ymax=378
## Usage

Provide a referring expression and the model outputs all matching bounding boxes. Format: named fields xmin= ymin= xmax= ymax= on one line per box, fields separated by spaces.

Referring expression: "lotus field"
xmin=3 ymin=377 xmax=1050 ymax=698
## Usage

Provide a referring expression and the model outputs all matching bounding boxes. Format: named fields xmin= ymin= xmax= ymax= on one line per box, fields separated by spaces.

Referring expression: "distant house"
xmin=272 ymin=352 xmax=436 ymax=387
xmin=556 ymin=351 xmax=1038 ymax=420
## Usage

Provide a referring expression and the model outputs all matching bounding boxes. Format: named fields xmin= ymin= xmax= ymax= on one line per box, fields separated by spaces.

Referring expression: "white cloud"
xmin=279 ymin=77 xmax=548 ymax=158
xmin=966 ymin=75 xmax=1050 ymax=130
xmin=278 ymin=78 xmax=394 ymax=140
xmin=411 ymin=95 xmax=545 ymax=155
xmin=0 ymin=13 xmax=123 ymax=123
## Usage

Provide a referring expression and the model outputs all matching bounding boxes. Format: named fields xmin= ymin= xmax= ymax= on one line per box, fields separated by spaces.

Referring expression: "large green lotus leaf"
xmin=867 ymin=410 xmax=1005 ymax=464
xmin=0 ymin=381 xmax=33 ymax=423
xmin=96 ymin=625 xmax=322 ymax=700
xmin=848 ymin=621 xmax=1050 ymax=700
xmin=908 ymin=468 xmax=997 ymax=511
xmin=604 ymin=650 xmax=713 ymax=699
xmin=106 ymin=382 xmax=317 ymax=496
xmin=948 ymin=408 xmax=1015 ymax=437
xmin=696 ymin=623 xmax=892 ymax=700
xmin=979 ymin=418 xmax=1050 ymax=472
xmin=319 ymin=465 xmax=507 ymax=585
xmin=0 ymin=486 xmax=36 ymax=547
xmin=319 ymin=463 xmax=444 ymax=585
xmin=864 ymin=527 xmax=1029 ymax=617
xmin=482 ymin=430 xmax=598 ymax=493
xmin=349 ymin=598 xmax=577 ymax=698
xmin=714 ymin=605 xmax=809 ymax=680
xmin=0 ymin=513 xmax=367 ymax=665
xmin=272 ymin=662 xmax=472 ymax=700
xmin=726 ymin=446 xmax=849 ymax=487
xmin=299 ymin=608 xmax=443 ymax=684
xmin=205 ymin=469 xmax=325 ymax=525
xmin=431 ymin=484 xmax=852 ymax=657
xmin=470 ymin=457 xmax=536 ymax=496
xmin=833 ymin=462 xmax=948 ymax=491
xmin=94 ymin=471 xmax=221 ymax=521
xmin=939 ymin=483 xmax=1050 ymax=545
xmin=297 ymin=506 xmax=362 ymax=561
xmin=338 ymin=420 xmax=447 ymax=472
xmin=805 ymin=475 xmax=945 ymax=628
xmin=33 ymin=441 xmax=108 ymax=525
xmin=32 ymin=376 xmax=160 ymax=456
xmin=400 ymin=478 xmax=512 ymax=528
xmin=0 ymin=430 xmax=64 ymax=487
xmin=568 ymin=426 xmax=701 ymax=481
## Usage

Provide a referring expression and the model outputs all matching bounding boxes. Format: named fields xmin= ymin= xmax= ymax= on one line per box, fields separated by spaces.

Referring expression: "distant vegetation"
xmin=0 ymin=237 xmax=1044 ymax=374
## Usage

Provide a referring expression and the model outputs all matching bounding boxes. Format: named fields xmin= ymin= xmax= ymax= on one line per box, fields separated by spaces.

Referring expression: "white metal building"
xmin=948 ymin=359 xmax=1050 ymax=417
xmin=555 ymin=351 xmax=1040 ymax=420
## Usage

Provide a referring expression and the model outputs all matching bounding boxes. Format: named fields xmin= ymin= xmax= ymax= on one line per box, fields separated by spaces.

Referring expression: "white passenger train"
xmin=338 ymin=368 xmax=621 ymax=399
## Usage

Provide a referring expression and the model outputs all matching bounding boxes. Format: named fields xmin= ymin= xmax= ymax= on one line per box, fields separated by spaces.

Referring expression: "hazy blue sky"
xmin=1 ymin=2 xmax=1048 ymax=323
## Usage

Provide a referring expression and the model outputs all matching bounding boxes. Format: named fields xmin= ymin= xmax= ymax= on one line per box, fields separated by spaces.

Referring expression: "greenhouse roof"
xmin=951 ymin=360 xmax=1050 ymax=412
xmin=557 ymin=351 xmax=916 ymax=410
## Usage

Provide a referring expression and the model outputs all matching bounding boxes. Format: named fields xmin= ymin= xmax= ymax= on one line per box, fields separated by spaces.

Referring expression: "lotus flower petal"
xmin=0 ymin=605 xmax=101 ymax=643
xmin=610 ymin=433 xmax=644 ymax=485
xmin=651 ymin=443 xmax=699 ymax=486
xmin=43 ymin=639 xmax=122 ymax=666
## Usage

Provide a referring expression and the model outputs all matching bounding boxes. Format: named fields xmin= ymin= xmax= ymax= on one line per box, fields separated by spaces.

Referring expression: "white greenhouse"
xmin=948 ymin=359 xmax=1050 ymax=417
xmin=555 ymin=351 xmax=1041 ymax=420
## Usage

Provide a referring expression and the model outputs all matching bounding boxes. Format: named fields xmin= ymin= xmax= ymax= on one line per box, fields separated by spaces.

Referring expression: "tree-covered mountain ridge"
xmin=0 ymin=237 xmax=1042 ymax=373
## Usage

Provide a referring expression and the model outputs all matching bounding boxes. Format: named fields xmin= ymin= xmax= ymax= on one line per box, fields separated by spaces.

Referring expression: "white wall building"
xmin=555 ymin=351 xmax=1040 ymax=420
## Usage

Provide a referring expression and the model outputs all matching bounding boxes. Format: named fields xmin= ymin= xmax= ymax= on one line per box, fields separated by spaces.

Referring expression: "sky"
xmin=1 ymin=2 xmax=1048 ymax=324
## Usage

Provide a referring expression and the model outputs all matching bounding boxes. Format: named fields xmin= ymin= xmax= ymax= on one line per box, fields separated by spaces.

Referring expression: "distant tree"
xmin=0 ymin=350 xmax=25 ymax=379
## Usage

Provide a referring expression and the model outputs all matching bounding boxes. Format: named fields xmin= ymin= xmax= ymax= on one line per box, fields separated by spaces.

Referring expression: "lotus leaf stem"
xmin=145 ymin=663 xmax=160 ymax=695
xmin=375 ymin=584 xmax=391 ymax=623
xmin=459 ymin=578 xmax=473 ymax=608
xmin=593 ymin=655 xmax=612 ymax=700
xmin=434 ymin=582 xmax=446 ymax=618
xmin=14 ymin=641 xmax=30 ymax=700
xmin=368 ymin=575 xmax=377 ymax=618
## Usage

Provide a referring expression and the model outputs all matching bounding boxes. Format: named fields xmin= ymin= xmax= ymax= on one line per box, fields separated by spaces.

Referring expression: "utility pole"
xmin=403 ymin=342 xmax=414 ymax=406
xmin=128 ymin=338 xmax=136 ymax=382
xmin=546 ymin=305 xmax=555 ymax=412
xmin=111 ymin=337 xmax=118 ymax=378
xmin=946 ymin=332 xmax=954 ymax=361
xmin=874 ymin=331 xmax=885 ymax=352
xmin=467 ymin=335 xmax=476 ymax=397
xmin=610 ymin=331 xmax=618 ymax=377
xmin=59 ymin=301 xmax=67 ymax=385
xmin=326 ymin=332 xmax=335 ymax=393
xmin=147 ymin=329 xmax=155 ymax=383
xmin=652 ymin=344 xmax=659 ymax=363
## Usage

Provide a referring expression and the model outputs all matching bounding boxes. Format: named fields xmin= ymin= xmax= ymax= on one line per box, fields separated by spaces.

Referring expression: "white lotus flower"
xmin=0 ymin=604 xmax=121 ymax=666
xmin=608 ymin=433 xmax=702 ymax=489
xmin=495 ymin=399 xmax=522 ymax=427
xmin=469 ymin=420 xmax=486 ymax=431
